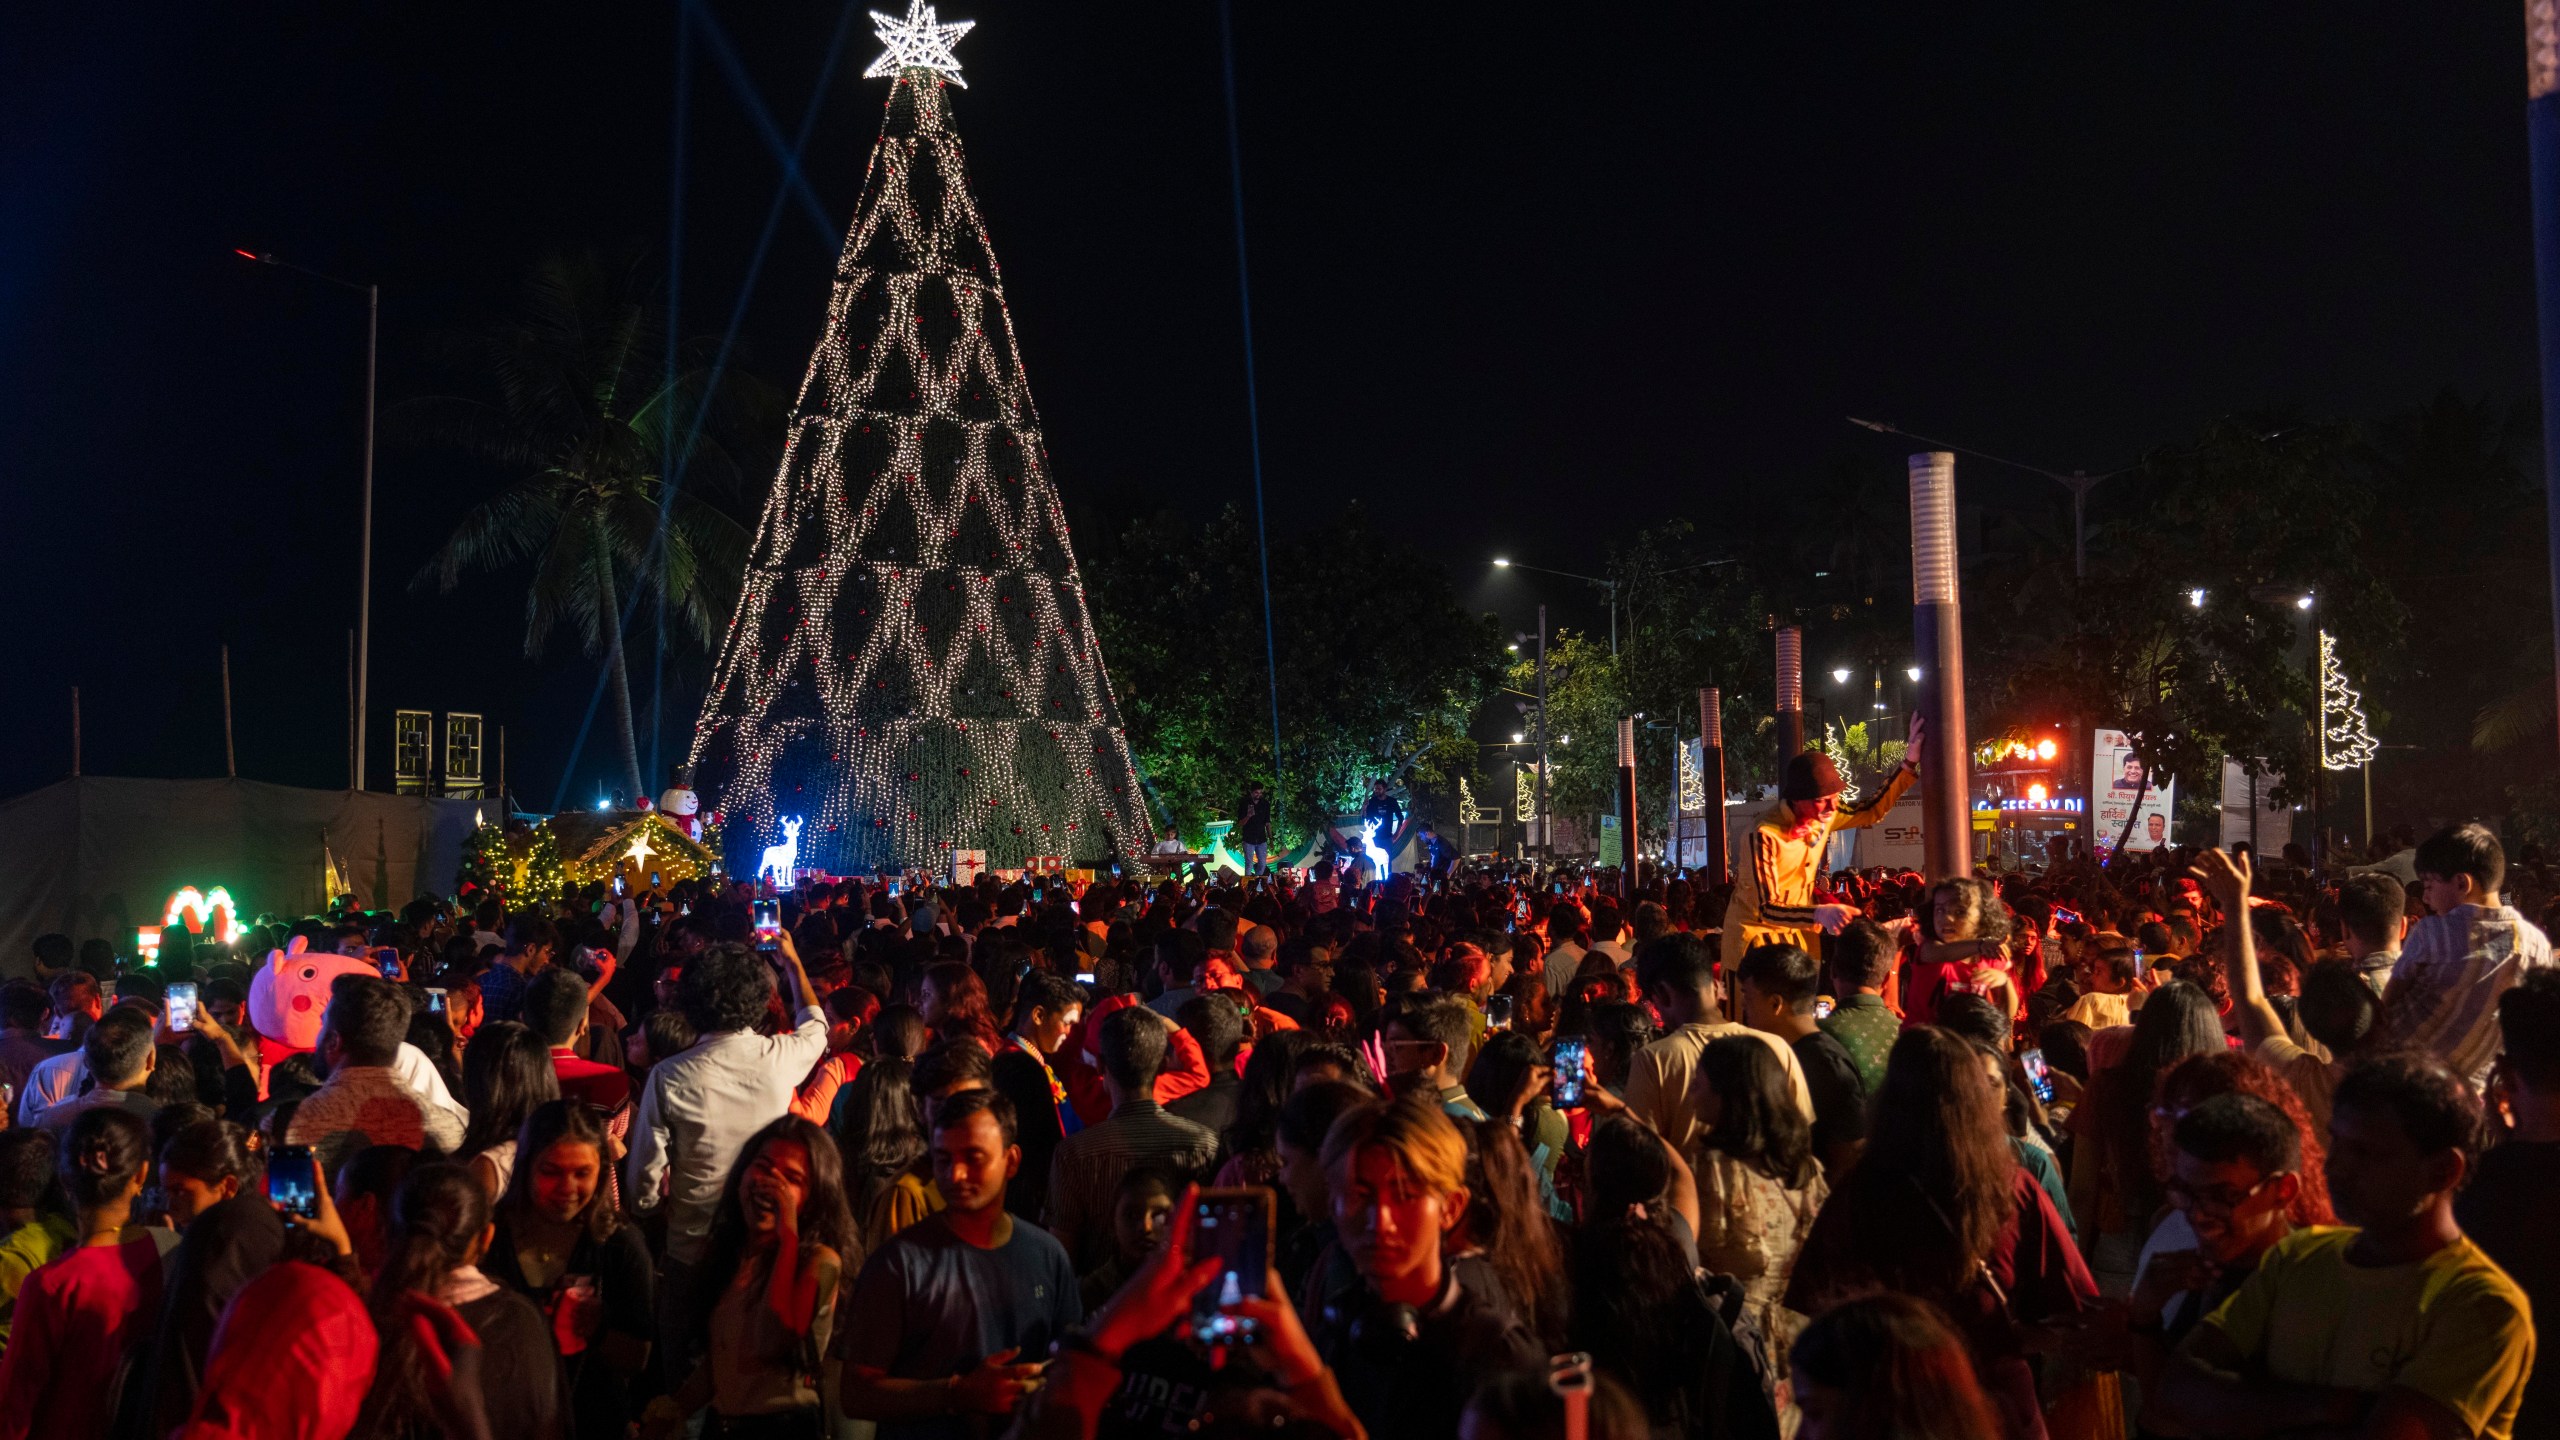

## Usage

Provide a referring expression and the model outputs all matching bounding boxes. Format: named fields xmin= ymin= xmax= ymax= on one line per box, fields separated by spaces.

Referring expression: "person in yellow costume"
xmin=1722 ymin=719 xmax=1926 ymax=971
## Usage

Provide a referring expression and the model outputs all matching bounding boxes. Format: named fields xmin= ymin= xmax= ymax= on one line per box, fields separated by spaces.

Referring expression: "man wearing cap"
xmin=1721 ymin=720 xmax=1926 ymax=972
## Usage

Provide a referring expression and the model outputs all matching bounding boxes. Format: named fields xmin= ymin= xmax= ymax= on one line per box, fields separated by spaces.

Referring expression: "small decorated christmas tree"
xmin=688 ymin=4 xmax=1155 ymax=876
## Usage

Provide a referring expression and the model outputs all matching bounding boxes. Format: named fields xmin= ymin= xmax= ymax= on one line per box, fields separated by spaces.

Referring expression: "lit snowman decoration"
xmin=659 ymin=766 xmax=703 ymax=840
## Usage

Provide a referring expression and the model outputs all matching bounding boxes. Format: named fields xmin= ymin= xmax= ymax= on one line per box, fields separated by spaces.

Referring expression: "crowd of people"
xmin=0 ymin=803 xmax=2548 ymax=1440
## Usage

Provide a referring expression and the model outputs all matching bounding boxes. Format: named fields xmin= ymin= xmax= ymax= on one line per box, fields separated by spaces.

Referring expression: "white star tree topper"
xmin=623 ymin=826 xmax=657 ymax=871
xmin=866 ymin=1 xmax=973 ymax=88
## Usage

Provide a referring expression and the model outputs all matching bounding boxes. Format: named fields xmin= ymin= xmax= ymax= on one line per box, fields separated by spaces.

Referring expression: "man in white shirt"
xmin=1540 ymin=902 xmax=1590 ymax=1000
xmin=626 ymin=931 xmax=828 ymax=1370
xmin=1585 ymin=900 xmax=1632 ymax=971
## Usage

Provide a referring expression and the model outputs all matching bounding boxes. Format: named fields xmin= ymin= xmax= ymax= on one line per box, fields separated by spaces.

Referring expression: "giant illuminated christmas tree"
xmin=688 ymin=3 xmax=1156 ymax=875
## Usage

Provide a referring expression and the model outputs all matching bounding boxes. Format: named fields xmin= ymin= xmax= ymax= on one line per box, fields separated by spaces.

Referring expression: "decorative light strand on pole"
xmin=2318 ymin=631 xmax=2379 ymax=771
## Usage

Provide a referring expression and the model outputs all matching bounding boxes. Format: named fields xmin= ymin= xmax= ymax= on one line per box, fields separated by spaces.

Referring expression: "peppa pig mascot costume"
xmin=250 ymin=936 xmax=376 ymax=1065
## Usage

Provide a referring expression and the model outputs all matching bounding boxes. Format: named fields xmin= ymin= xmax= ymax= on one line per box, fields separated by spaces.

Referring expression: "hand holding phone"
xmin=1551 ymin=1037 xmax=1589 ymax=1108
xmin=1485 ymin=994 xmax=1515 ymax=1031
xmin=268 ymin=1145 xmax=321 ymax=1219
xmin=164 ymin=983 xmax=198 ymax=1033
xmin=1186 ymin=1187 xmax=1273 ymax=1346
xmin=751 ymin=900 xmax=781 ymax=952
xmin=2019 ymin=1048 xmax=2057 ymax=1104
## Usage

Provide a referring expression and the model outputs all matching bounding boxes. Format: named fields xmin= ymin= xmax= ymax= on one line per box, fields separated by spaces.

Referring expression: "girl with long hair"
xmin=455 ymin=1021 xmax=560 ymax=1201
xmin=1790 ymin=1293 xmax=2001 ymax=1440
xmin=1214 ymin=1028 xmax=1314 ymax=1189
xmin=485 ymin=1102 xmax=654 ymax=1440
xmin=364 ymin=1160 xmax=565 ymax=1440
xmin=0 ymin=1109 xmax=163 ymax=1440
xmin=1572 ymin=1116 xmax=1777 ymax=1440
xmin=1694 ymin=1035 xmax=1828 ymax=1431
xmin=648 ymin=1117 xmax=855 ymax=1439
xmin=2066 ymin=980 xmax=2225 ymax=1289
xmin=918 ymin=962 xmax=1000 ymax=1056
xmin=1785 ymin=1028 xmax=2095 ymax=1440
xmin=1455 ymin=1116 xmax=1568 ymax=1351
xmin=828 ymin=1058 xmax=941 ymax=1256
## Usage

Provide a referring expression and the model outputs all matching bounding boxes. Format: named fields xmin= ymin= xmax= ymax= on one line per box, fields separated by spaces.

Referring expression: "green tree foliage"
xmin=1971 ymin=415 xmax=2403 ymax=846
xmin=1089 ymin=505 xmax=1502 ymax=849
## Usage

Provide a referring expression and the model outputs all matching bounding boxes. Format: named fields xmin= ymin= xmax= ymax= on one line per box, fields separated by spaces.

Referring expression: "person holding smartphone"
xmin=841 ymin=1090 xmax=1083 ymax=1433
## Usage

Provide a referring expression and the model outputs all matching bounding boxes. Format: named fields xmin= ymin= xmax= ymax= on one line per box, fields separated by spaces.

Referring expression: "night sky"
xmin=0 ymin=3 xmax=2533 ymax=811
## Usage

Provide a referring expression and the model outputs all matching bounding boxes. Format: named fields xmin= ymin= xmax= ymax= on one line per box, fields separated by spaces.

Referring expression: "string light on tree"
xmin=687 ymin=15 xmax=1156 ymax=875
xmin=2318 ymin=630 xmax=2379 ymax=771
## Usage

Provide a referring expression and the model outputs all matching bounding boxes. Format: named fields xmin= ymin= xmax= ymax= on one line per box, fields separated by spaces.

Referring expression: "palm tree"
xmin=404 ymin=253 xmax=758 ymax=798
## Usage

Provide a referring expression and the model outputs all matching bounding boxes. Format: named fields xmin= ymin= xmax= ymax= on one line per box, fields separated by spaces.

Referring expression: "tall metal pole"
xmin=1700 ymin=686 xmax=1728 ymax=886
xmin=1615 ymin=717 xmax=1639 ymax=903
xmin=220 ymin=644 xmax=237 ymax=779
xmin=1534 ymin=603 xmax=1550 ymax=858
xmin=356 ymin=284 xmax=377 ymax=791
xmin=1774 ymin=626 xmax=1805 ymax=761
xmin=2529 ymin=2 xmax=2560 ymax=757
xmin=346 ymin=630 xmax=357 ymax=790
xmin=1910 ymin=452 xmax=1974 ymax=881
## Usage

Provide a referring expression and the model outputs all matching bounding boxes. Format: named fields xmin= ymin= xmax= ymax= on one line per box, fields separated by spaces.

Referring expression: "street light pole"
xmin=1850 ymin=418 xmax=2123 ymax=580
xmin=1535 ymin=603 xmax=1550 ymax=858
xmin=1493 ymin=556 xmax=1735 ymax=660
xmin=1775 ymin=626 xmax=1805 ymax=760
xmin=1909 ymin=452 xmax=1974 ymax=882
xmin=1700 ymin=687 xmax=1729 ymax=885
xmin=358 ymin=281 xmax=377 ymax=791
xmin=239 ymin=249 xmax=379 ymax=790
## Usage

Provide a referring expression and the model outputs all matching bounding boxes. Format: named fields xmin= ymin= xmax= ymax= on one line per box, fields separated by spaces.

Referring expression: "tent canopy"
xmin=0 ymin=777 xmax=485 ymax=976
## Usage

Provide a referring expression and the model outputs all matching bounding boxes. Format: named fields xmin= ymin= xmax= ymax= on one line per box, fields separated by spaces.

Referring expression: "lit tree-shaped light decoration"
xmin=1515 ymin=764 xmax=1540 ymax=823
xmin=1823 ymin=722 xmax=1863 ymax=807
xmin=1458 ymin=778 xmax=1498 ymax=826
xmin=1678 ymin=739 xmax=1706 ymax=815
xmin=2318 ymin=631 xmax=2379 ymax=771
xmin=688 ymin=8 xmax=1156 ymax=875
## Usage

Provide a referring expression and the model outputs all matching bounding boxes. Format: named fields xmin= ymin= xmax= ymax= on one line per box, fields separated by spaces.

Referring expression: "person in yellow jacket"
xmin=1722 ymin=720 xmax=1927 ymax=971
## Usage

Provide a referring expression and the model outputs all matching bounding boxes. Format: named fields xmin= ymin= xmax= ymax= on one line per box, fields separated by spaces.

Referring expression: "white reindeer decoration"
xmin=757 ymin=816 xmax=803 ymax=887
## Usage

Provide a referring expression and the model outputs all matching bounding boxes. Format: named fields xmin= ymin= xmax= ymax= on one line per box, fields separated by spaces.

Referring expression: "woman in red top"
xmin=1784 ymin=1027 xmax=2096 ymax=1440
xmin=0 ymin=1107 xmax=166 ymax=1440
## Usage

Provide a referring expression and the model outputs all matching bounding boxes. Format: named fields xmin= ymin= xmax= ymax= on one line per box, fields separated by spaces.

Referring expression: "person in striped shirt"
xmin=1719 ymin=720 xmax=1926 ymax=973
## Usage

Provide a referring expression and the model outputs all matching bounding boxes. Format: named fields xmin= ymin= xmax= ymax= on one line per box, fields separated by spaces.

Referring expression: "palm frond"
xmin=413 ymin=484 xmax=566 ymax=593
xmin=2475 ymin=680 xmax=2556 ymax=753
